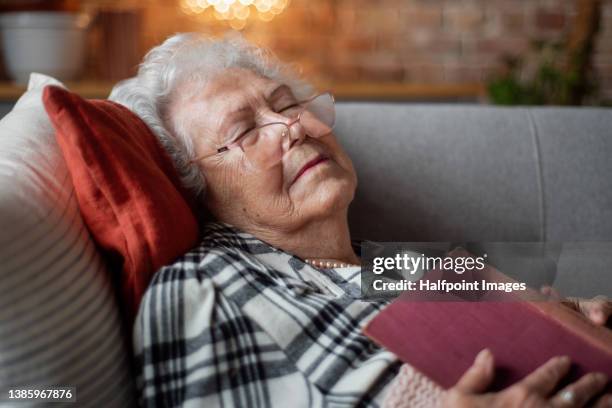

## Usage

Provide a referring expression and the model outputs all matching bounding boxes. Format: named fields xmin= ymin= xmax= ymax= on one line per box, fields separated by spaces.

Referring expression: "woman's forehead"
xmin=198 ymin=72 xmax=292 ymax=118
xmin=204 ymin=67 xmax=277 ymax=99
xmin=193 ymin=72 xmax=287 ymax=118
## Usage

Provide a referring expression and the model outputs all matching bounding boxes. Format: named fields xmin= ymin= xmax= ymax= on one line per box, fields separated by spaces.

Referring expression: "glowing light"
xmin=180 ymin=3 xmax=194 ymax=15
xmin=234 ymin=4 xmax=250 ymax=19
xmin=229 ymin=19 xmax=247 ymax=29
xmin=257 ymin=10 xmax=274 ymax=21
xmin=181 ymin=0 xmax=287 ymax=29
xmin=214 ymin=2 xmax=229 ymax=13
xmin=253 ymin=0 xmax=270 ymax=12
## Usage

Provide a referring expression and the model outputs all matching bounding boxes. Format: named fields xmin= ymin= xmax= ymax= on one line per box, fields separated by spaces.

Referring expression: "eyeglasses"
xmin=189 ymin=92 xmax=336 ymax=170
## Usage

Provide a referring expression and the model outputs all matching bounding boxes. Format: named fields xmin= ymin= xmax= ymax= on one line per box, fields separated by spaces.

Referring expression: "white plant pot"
xmin=0 ymin=12 xmax=90 ymax=84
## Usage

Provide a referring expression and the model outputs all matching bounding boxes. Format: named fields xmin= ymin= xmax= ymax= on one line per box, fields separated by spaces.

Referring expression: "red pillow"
xmin=43 ymin=85 xmax=199 ymax=322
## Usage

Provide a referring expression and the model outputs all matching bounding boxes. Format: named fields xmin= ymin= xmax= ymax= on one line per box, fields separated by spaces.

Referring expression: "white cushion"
xmin=0 ymin=73 xmax=135 ymax=406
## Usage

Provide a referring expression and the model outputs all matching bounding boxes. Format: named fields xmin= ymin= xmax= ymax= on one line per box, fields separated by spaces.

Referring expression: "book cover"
xmin=363 ymin=294 xmax=612 ymax=392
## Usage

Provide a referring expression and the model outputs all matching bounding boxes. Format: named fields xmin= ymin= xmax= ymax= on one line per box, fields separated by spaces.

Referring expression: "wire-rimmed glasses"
xmin=189 ymin=92 xmax=336 ymax=170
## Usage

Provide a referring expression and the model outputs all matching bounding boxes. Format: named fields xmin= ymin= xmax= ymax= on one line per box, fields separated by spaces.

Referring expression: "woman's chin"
xmin=300 ymin=177 xmax=356 ymax=217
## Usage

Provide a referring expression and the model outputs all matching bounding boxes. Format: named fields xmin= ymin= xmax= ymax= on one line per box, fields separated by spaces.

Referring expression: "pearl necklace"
xmin=304 ymin=258 xmax=360 ymax=269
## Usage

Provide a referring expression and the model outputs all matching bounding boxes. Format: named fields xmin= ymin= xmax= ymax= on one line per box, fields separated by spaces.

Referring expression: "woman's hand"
xmin=564 ymin=296 xmax=611 ymax=327
xmin=541 ymin=286 xmax=612 ymax=326
xmin=441 ymin=349 xmax=610 ymax=407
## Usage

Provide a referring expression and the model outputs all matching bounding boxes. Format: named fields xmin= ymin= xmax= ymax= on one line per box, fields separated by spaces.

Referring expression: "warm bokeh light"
xmin=180 ymin=0 xmax=289 ymax=29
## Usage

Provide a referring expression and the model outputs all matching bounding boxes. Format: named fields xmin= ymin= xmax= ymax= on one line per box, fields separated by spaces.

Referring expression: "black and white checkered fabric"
xmin=134 ymin=222 xmax=401 ymax=407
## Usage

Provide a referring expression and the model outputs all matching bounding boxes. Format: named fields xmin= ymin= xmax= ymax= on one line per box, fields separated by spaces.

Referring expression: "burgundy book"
xmin=364 ymin=296 xmax=612 ymax=391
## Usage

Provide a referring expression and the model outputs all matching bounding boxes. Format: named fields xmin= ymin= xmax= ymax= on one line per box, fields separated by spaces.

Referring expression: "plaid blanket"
xmin=134 ymin=222 xmax=401 ymax=407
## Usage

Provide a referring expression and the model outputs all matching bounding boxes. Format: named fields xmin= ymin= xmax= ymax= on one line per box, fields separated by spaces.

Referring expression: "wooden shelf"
xmin=0 ymin=80 xmax=485 ymax=102
xmin=0 ymin=80 xmax=115 ymax=100
xmin=319 ymin=82 xmax=485 ymax=102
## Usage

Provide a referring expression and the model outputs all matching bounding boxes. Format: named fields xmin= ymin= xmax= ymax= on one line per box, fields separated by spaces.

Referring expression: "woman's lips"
xmin=291 ymin=155 xmax=329 ymax=185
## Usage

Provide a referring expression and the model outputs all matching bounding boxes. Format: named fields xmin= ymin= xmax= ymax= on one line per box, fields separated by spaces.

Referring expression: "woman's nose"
xmin=281 ymin=119 xmax=306 ymax=151
xmin=261 ymin=109 xmax=307 ymax=151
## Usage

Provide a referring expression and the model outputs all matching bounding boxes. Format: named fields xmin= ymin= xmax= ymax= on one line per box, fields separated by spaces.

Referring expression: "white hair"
xmin=109 ymin=32 xmax=313 ymax=202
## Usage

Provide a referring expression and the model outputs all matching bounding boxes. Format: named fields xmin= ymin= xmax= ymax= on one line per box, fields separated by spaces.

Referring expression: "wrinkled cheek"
xmin=237 ymin=164 xmax=288 ymax=208
xmin=211 ymin=156 xmax=251 ymax=205
xmin=323 ymin=136 xmax=354 ymax=171
xmin=334 ymin=150 xmax=357 ymax=184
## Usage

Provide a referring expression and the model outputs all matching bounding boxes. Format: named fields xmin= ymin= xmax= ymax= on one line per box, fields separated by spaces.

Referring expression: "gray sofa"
xmin=337 ymin=103 xmax=612 ymax=298
xmin=1 ymin=81 xmax=611 ymax=406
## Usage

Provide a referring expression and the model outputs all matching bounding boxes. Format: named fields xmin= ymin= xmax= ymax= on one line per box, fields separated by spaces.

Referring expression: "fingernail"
xmin=594 ymin=372 xmax=608 ymax=383
xmin=593 ymin=311 xmax=606 ymax=323
xmin=558 ymin=356 xmax=571 ymax=365
xmin=476 ymin=349 xmax=491 ymax=366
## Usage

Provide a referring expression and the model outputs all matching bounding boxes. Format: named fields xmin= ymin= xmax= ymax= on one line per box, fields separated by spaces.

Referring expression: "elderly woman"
xmin=111 ymin=34 xmax=611 ymax=407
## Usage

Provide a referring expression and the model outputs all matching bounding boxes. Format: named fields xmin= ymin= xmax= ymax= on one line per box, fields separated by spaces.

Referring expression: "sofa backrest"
xmin=337 ymin=103 xmax=612 ymax=242
xmin=337 ymin=103 xmax=612 ymax=297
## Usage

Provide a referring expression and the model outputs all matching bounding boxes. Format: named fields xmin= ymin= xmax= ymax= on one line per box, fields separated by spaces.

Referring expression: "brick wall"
xmin=131 ymin=0 xmax=612 ymax=101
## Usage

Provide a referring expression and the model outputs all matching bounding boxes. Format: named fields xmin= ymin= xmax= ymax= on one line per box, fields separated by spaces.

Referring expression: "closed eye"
xmin=280 ymin=103 xmax=298 ymax=111
xmin=278 ymin=104 xmax=302 ymax=116
xmin=230 ymin=127 xmax=255 ymax=144
xmin=225 ymin=102 xmax=301 ymax=146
